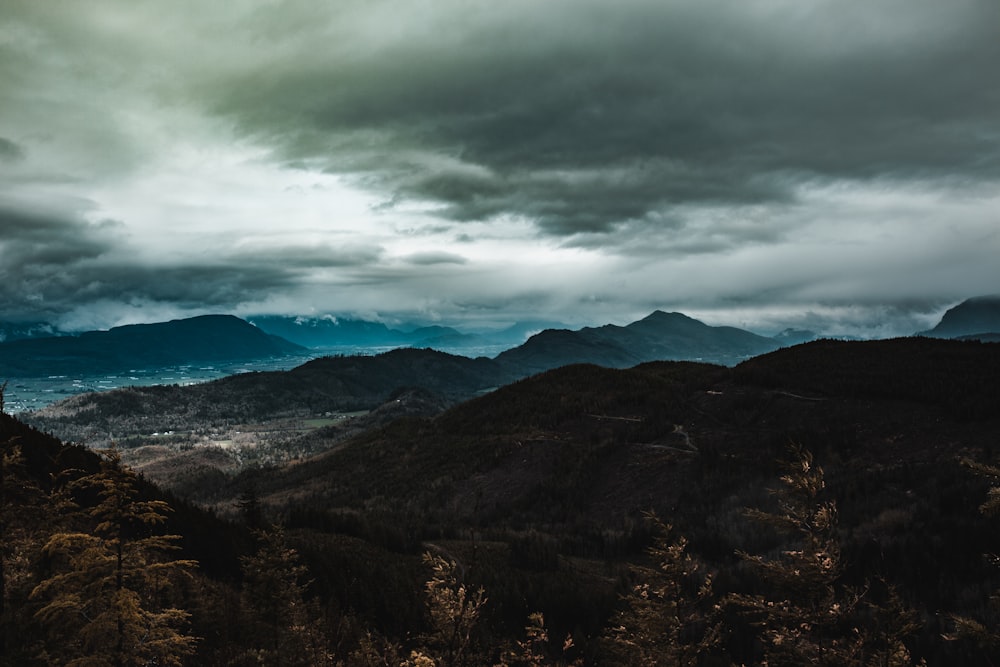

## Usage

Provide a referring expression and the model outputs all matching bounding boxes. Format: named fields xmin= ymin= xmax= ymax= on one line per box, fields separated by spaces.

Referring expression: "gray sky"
xmin=1 ymin=0 xmax=998 ymax=336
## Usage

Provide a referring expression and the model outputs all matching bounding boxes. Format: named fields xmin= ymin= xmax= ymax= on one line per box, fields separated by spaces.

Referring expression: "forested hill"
xmin=24 ymin=347 xmax=512 ymax=441
xmin=5 ymin=336 xmax=1000 ymax=664
xmin=0 ymin=314 xmax=304 ymax=376
xmin=220 ymin=336 xmax=1000 ymax=664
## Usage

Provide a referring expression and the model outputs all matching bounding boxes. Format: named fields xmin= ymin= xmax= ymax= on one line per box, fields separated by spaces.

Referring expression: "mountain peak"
xmin=642 ymin=310 xmax=697 ymax=322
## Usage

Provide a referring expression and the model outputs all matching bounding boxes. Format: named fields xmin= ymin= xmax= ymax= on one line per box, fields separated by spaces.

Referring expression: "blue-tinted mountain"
xmin=494 ymin=310 xmax=781 ymax=374
xmin=248 ymin=315 xmax=571 ymax=354
xmin=0 ymin=314 xmax=304 ymax=376
xmin=247 ymin=315 xmax=467 ymax=348
xmin=920 ymin=295 xmax=1000 ymax=339
xmin=0 ymin=320 xmax=68 ymax=343
xmin=247 ymin=315 xmax=401 ymax=347
xmin=773 ymin=328 xmax=819 ymax=346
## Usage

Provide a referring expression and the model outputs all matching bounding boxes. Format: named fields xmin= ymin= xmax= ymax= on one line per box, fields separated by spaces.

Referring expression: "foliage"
xmin=29 ymin=447 xmax=197 ymax=666
xmin=238 ymin=524 xmax=333 ymax=665
xmin=945 ymin=460 xmax=1000 ymax=650
xmin=417 ymin=551 xmax=488 ymax=667
xmin=604 ymin=514 xmax=727 ymax=666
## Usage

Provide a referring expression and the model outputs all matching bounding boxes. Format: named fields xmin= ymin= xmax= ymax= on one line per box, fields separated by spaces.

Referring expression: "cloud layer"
xmin=1 ymin=0 xmax=998 ymax=335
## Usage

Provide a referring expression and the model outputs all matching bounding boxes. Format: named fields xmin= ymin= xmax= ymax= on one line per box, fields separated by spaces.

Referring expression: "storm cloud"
xmin=1 ymin=0 xmax=997 ymax=334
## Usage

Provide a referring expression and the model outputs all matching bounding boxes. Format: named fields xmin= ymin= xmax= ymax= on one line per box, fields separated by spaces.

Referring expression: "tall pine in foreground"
xmin=239 ymin=524 xmax=333 ymax=666
xmin=728 ymin=444 xmax=860 ymax=665
xmin=603 ymin=514 xmax=727 ymax=666
xmin=30 ymin=447 xmax=198 ymax=666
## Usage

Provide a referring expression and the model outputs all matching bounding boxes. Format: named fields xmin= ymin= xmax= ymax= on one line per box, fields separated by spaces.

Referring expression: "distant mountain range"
xmin=247 ymin=314 xmax=567 ymax=353
xmin=0 ymin=314 xmax=304 ymax=376
xmin=4 ymin=296 xmax=999 ymax=384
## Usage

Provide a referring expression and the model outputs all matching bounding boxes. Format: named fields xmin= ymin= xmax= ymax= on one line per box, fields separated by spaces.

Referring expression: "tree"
xmin=603 ymin=514 xmax=727 ymax=666
xmin=236 ymin=484 xmax=264 ymax=530
xmin=728 ymin=444 xmax=863 ymax=666
xmin=946 ymin=460 xmax=1000 ymax=649
xmin=411 ymin=551 xmax=487 ymax=667
xmin=30 ymin=447 xmax=198 ymax=666
xmin=0 ymin=436 xmax=45 ymax=662
xmin=500 ymin=611 xmax=581 ymax=667
xmin=239 ymin=524 xmax=332 ymax=666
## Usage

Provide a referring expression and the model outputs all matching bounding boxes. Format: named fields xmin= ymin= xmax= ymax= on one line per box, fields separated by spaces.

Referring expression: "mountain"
xmin=0 ymin=320 xmax=68 ymax=343
xmin=0 ymin=314 xmax=305 ymax=376
xmin=22 ymin=310 xmax=780 ymax=436
xmin=772 ymin=327 xmax=818 ymax=346
xmin=247 ymin=315 xmax=471 ymax=348
xmin=247 ymin=315 xmax=406 ymax=347
xmin=494 ymin=310 xmax=781 ymax=373
xmin=248 ymin=314 xmax=574 ymax=352
xmin=920 ymin=295 xmax=1000 ymax=339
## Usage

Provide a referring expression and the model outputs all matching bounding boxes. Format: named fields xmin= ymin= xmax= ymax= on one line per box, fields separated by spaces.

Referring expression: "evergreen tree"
xmin=863 ymin=579 xmax=925 ymax=667
xmin=500 ymin=612 xmax=581 ymax=667
xmin=728 ymin=444 xmax=863 ymax=666
xmin=239 ymin=524 xmax=332 ymax=666
xmin=412 ymin=551 xmax=487 ymax=667
xmin=946 ymin=460 xmax=1000 ymax=649
xmin=30 ymin=447 xmax=198 ymax=666
xmin=604 ymin=514 xmax=727 ymax=666
xmin=236 ymin=484 xmax=263 ymax=530
xmin=0 ymin=437 xmax=45 ymax=662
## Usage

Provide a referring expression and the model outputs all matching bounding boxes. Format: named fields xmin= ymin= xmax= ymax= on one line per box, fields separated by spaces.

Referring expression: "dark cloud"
xmin=403 ymin=251 xmax=467 ymax=266
xmin=228 ymin=243 xmax=385 ymax=269
xmin=0 ymin=206 xmax=118 ymax=272
xmin=1 ymin=1 xmax=997 ymax=335
xmin=211 ymin=0 xmax=1000 ymax=238
xmin=0 ymin=205 xmax=310 ymax=323
xmin=0 ymin=138 xmax=25 ymax=163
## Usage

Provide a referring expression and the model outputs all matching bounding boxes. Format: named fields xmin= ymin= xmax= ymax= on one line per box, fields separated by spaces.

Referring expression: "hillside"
xmin=24 ymin=347 xmax=511 ymax=443
xmin=6 ymin=337 xmax=1000 ymax=664
xmin=0 ymin=314 xmax=304 ymax=376
xmin=189 ymin=336 xmax=1000 ymax=663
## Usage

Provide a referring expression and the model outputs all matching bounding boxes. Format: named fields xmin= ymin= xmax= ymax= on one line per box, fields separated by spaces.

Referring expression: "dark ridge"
xmin=733 ymin=336 xmax=1000 ymax=419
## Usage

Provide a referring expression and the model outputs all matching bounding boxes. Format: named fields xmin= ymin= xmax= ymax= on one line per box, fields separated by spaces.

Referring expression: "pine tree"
xmin=728 ymin=444 xmax=863 ymax=666
xmin=0 ymin=437 xmax=45 ymax=662
xmin=30 ymin=446 xmax=198 ymax=666
xmin=413 ymin=551 xmax=487 ymax=667
xmin=239 ymin=524 xmax=332 ymax=666
xmin=863 ymin=578 xmax=925 ymax=667
xmin=603 ymin=514 xmax=727 ymax=666
xmin=500 ymin=611 xmax=582 ymax=667
xmin=946 ymin=459 xmax=1000 ymax=649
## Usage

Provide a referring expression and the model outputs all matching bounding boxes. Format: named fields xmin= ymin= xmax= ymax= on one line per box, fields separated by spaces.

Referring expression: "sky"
xmin=1 ymin=0 xmax=998 ymax=337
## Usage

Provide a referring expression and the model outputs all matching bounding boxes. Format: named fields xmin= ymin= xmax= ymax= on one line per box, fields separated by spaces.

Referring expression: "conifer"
xmin=417 ymin=551 xmax=487 ymax=667
xmin=604 ymin=514 xmax=727 ymax=666
xmin=239 ymin=524 xmax=332 ymax=665
xmin=728 ymin=444 xmax=863 ymax=666
xmin=30 ymin=446 xmax=197 ymax=666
